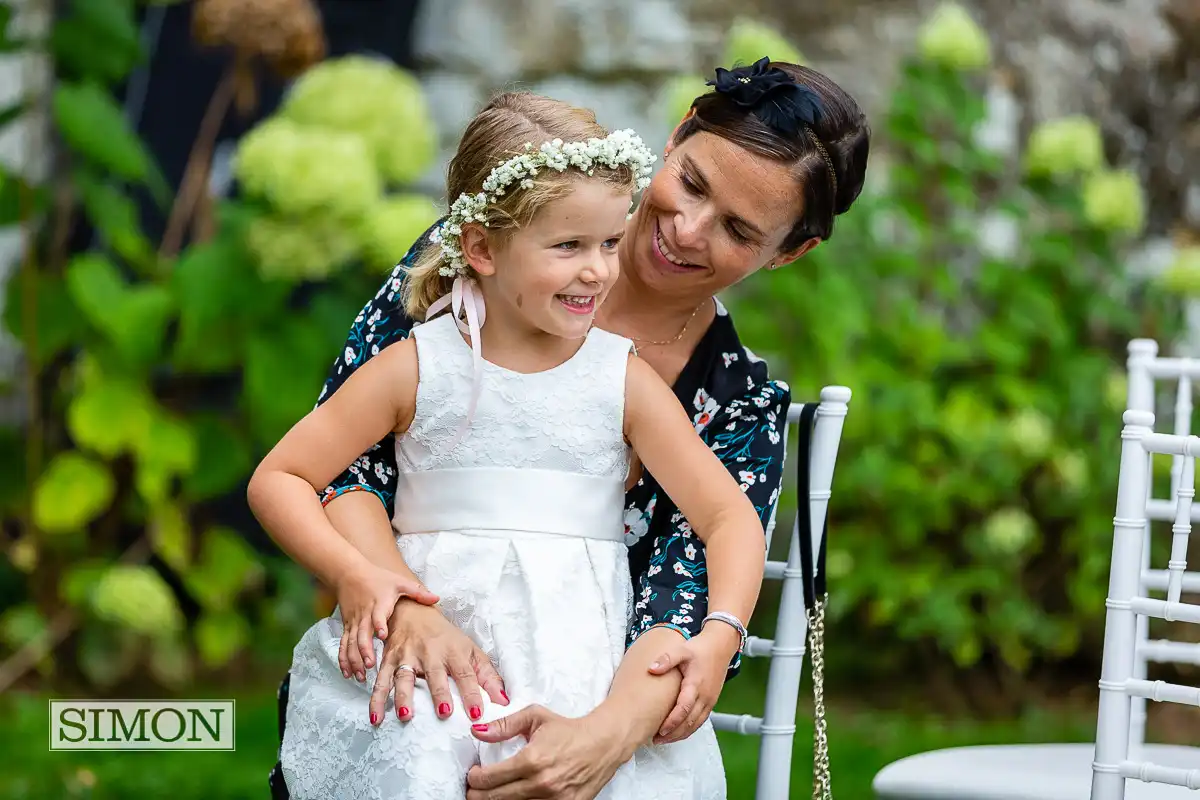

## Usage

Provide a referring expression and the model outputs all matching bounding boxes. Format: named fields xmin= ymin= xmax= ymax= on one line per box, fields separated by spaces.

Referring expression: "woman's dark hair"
xmin=673 ymin=58 xmax=870 ymax=250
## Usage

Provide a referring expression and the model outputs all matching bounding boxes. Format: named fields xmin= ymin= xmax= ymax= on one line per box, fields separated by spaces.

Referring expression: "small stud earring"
xmin=767 ymin=262 xmax=778 ymax=271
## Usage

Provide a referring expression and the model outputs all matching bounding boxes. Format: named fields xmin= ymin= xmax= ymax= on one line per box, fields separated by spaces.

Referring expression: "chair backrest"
xmin=711 ymin=385 xmax=851 ymax=800
xmin=1092 ymin=411 xmax=1200 ymax=799
xmin=1124 ymin=339 xmax=1200 ymax=751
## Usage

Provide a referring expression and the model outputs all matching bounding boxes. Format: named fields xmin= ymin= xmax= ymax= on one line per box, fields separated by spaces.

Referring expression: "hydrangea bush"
xmin=0 ymin=4 xmax=439 ymax=691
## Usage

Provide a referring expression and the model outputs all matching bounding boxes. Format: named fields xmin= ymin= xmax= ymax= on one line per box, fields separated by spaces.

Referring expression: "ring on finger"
xmin=397 ymin=664 xmax=416 ymax=674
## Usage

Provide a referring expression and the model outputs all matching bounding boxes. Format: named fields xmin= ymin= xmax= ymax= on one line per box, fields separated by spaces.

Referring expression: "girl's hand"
xmin=646 ymin=625 xmax=741 ymax=744
xmin=334 ymin=561 xmax=439 ymax=681
xmin=368 ymin=599 xmax=508 ymax=727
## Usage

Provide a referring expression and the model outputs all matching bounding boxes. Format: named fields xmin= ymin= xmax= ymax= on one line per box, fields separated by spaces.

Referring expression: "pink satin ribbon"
xmin=424 ymin=276 xmax=487 ymax=449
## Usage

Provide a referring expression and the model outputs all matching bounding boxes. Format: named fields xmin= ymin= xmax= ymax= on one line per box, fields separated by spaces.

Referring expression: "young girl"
xmin=248 ymin=93 xmax=766 ymax=799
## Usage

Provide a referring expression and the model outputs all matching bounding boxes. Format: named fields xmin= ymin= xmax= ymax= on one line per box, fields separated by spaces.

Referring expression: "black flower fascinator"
xmin=706 ymin=56 xmax=824 ymax=136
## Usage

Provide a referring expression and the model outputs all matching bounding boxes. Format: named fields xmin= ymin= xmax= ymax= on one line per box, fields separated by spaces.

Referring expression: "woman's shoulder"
xmin=704 ymin=298 xmax=790 ymax=404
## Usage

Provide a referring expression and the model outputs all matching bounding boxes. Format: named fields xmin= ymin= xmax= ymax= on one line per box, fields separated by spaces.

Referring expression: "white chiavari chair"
xmin=1124 ymin=339 xmax=1200 ymax=754
xmin=712 ymin=385 xmax=851 ymax=800
xmin=1090 ymin=411 xmax=1200 ymax=799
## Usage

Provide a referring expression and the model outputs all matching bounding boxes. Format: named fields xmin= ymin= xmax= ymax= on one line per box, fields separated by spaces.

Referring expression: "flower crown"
xmin=434 ymin=129 xmax=657 ymax=278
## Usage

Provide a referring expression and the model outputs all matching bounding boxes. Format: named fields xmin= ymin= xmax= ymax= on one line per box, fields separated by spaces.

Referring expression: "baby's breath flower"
xmin=437 ymin=130 xmax=657 ymax=277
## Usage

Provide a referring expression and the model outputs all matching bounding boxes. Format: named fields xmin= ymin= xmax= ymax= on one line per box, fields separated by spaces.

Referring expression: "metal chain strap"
xmin=807 ymin=593 xmax=832 ymax=800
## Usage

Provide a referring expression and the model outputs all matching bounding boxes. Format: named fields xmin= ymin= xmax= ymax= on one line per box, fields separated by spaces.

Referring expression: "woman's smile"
xmin=651 ymin=219 xmax=704 ymax=274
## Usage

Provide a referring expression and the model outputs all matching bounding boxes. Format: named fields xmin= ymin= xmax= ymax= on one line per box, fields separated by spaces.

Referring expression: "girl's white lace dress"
xmin=279 ymin=313 xmax=727 ymax=799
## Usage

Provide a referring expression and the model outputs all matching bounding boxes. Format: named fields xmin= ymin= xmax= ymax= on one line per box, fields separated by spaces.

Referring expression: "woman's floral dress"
xmin=268 ymin=220 xmax=790 ymax=797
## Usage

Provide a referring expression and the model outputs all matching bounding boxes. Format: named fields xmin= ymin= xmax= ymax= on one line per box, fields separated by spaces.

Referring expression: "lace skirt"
xmin=279 ymin=530 xmax=727 ymax=799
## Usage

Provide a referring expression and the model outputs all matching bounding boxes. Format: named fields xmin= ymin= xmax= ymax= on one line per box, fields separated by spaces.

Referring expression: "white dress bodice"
xmin=397 ymin=312 xmax=633 ymax=478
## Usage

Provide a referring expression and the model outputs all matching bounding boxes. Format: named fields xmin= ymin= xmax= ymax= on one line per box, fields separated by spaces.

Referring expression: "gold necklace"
xmin=619 ymin=300 xmax=709 ymax=348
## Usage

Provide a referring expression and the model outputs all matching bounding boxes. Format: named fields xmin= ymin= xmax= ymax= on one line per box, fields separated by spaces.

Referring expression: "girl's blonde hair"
xmin=402 ymin=92 xmax=642 ymax=320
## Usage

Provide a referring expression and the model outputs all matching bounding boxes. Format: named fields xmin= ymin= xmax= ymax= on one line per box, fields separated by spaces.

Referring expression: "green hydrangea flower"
xmin=246 ymin=214 xmax=359 ymax=282
xmin=1157 ymin=246 xmax=1200 ymax=298
xmin=1005 ymin=409 xmax=1052 ymax=460
xmin=1024 ymin=116 xmax=1105 ymax=178
xmin=358 ymin=194 xmax=441 ymax=273
xmin=90 ymin=565 xmax=183 ymax=637
xmin=279 ymin=55 xmax=437 ymax=186
xmin=1082 ymin=169 xmax=1145 ymax=236
xmin=983 ymin=508 xmax=1036 ymax=556
xmin=234 ymin=117 xmax=381 ymax=219
xmin=918 ymin=3 xmax=992 ymax=72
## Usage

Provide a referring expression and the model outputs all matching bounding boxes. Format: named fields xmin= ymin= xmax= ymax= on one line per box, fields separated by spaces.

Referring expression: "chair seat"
xmin=872 ymin=743 xmax=1200 ymax=799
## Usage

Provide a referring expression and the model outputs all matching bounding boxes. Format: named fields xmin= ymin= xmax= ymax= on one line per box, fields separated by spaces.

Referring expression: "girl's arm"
xmin=247 ymin=339 xmax=419 ymax=595
xmin=623 ymin=355 xmax=766 ymax=631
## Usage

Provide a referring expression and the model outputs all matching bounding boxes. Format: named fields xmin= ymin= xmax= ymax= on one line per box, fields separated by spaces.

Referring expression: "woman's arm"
xmin=316 ymin=257 xmax=424 ymax=514
xmin=624 ymin=355 xmax=767 ymax=630
xmin=465 ymin=626 xmax=685 ymax=797
xmin=631 ymin=377 xmax=791 ymax=663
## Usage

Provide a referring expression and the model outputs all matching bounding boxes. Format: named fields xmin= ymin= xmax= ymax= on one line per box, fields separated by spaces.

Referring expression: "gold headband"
xmin=803 ymin=128 xmax=837 ymax=203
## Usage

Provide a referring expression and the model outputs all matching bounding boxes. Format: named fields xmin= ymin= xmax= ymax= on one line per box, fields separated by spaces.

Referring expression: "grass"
xmin=0 ymin=677 xmax=1096 ymax=800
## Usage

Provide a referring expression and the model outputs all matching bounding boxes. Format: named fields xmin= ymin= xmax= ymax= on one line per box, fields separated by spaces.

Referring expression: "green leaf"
xmin=184 ymin=415 xmax=252 ymax=501
xmin=2 ymin=271 xmax=88 ymax=365
xmin=133 ymin=412 xmax=197 ymax=504
xmin=194 ymin=610 xmax=250 ymax=668
xmin=170 ymin=238 xmax=250 ymax=372
xmin=65 ymin=252 xmax=126 ymax=320
xmin=66 ymin=373 xmax=153 ymax=458
xmin=244 ymin=319 xmax=329 ymax=448
xmin=60 ymin=560 xmax=109 ymax=607
xmin=51 ymin=0 xmax=143 ymax=82
xmin=0 ymin=604 xmax=48 ymax=650
xmin=65 ymin=253 xmax=175 ymax=366
xmin=32 ymin=452 xmax=115 ymax=534
xmin=148 ymin=502 xmax=191 ymax=572
xmin=52 ymin=81 xmax=168 ymax=200
xmin=75 ymin=169 xmax=156 ymax=269
xmin=184 ymin=526 xmax=264 ymax=612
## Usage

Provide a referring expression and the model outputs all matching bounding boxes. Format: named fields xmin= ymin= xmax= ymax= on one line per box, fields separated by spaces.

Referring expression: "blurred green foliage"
xmin=0 ymin=1 xmax=437 ymax=693
xmin=726 ymin=8 xmax=1183 ymax=679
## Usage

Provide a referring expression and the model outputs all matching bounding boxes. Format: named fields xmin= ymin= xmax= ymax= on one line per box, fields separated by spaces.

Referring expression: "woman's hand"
xmin=465 ymin=704 xmax=631 ymax=800
xmin=368 ymin=598 xmax=508 ymax=726
xmin=335 ymin=561 xmax=439 ymax=681
xmin=646 ymin=624 xmax=741 ymax=744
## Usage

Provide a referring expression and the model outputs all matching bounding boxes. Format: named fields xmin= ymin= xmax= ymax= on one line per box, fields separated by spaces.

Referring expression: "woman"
xmin=269 ymin=57 xmax=869 ymax=799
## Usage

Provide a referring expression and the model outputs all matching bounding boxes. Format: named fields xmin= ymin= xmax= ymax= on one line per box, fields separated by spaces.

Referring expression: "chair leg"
xmin=1091 ymin=413 xmax=1153 ymax=800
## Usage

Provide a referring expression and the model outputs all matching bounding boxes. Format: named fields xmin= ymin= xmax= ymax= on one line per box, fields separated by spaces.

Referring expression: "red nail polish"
xmin=500 ymin=690 xmax=509 ymax=703
xmin=472 ymin=723 xmax=488 ymax=732
xmin=398 ymin=706 xmax=410 ymax=718
xmin=438 ymin=702 xmax=451 ymax=716
xmin=370 ymin=712 xmax=378 ymax=725
xmin=469 ymin=706 xmax=482 ymax=720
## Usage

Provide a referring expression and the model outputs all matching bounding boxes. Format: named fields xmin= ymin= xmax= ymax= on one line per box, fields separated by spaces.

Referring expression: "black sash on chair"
xmin=794 ymin=402 xmax=827 ymax=614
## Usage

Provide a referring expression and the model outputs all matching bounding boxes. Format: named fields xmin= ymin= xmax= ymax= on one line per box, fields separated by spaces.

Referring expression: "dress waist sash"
xmin=392 ymin=467 xmax=625 ymax=543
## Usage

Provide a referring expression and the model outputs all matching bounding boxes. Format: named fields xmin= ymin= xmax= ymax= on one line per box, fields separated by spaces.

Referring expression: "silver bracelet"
xmin=701 ymin=611 xmax=748 ymax=655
